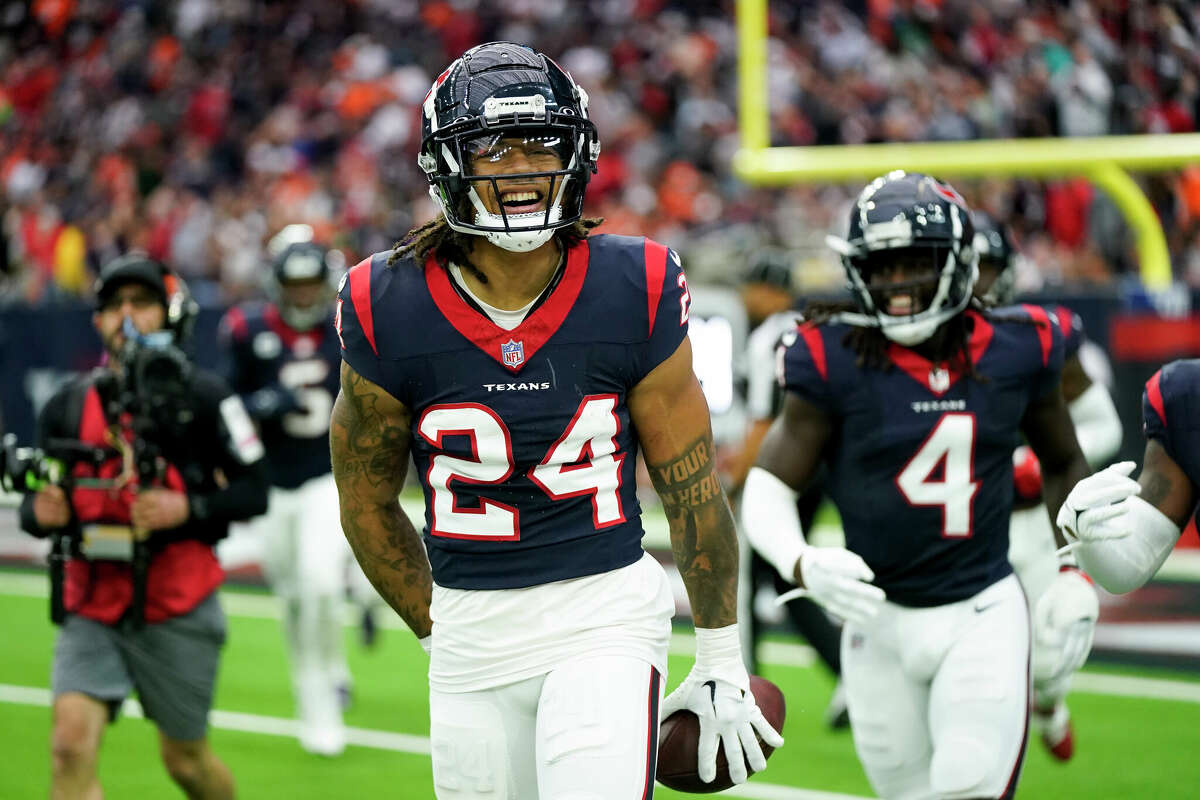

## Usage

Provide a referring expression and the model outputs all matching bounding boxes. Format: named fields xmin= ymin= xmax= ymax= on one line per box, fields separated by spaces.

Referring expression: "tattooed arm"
xmin=629 ymin=336 xmax=738 ymax=628
xmin=330 ymin=361 xmax=432 ymax=638
xmin=1139 ymin=439 xmax=1196 ymax=528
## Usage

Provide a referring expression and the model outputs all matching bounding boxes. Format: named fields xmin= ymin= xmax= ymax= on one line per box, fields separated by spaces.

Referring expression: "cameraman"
xmin=19 ymin=255 xmax=269 ymax=800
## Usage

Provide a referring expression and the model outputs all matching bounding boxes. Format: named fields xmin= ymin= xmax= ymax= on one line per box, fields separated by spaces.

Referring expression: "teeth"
xmin=501 ymin=191 xmax=540 ymax=203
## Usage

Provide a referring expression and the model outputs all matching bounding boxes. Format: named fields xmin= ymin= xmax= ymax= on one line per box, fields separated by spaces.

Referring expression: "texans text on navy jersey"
xmin=781 ymin=306 xmax=1065 ymax=606
xmin=336 ymin=235 xmax=691 ymax=590
xmin=219 ymin=303 xmax=342 ymax=488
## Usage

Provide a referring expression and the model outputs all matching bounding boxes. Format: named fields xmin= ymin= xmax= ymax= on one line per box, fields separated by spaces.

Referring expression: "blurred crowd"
xmin=3 ymin=0 xmax=1200 ymax=309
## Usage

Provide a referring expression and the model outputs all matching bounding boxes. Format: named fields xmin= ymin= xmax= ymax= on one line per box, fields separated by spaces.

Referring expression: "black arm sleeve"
xmin=184 ymin=371 xmax=270 ymax=529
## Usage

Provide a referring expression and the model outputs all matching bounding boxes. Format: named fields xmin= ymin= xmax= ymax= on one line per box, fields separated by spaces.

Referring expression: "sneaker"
xmin=824 ymin=680 xmax=850 ymax=731
xmin=299 ymin=724 xmax=346 ymax=758
xmin=1035 ymin=702 xmax=1074 ymax=762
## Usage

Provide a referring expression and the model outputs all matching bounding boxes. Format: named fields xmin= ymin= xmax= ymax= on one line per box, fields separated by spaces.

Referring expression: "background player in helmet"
xmin=742 ymin=171 xmax=1093 ymax=800
xmin=972 ymin=212 xmax=1122 ymax=761
xmin=217 ymin=231 xmax=371 ymax=757
xmin=331 ymin=42 xmax=781 ymax=798
xmin=1058 ymin=360 xmax=1199 ymax=595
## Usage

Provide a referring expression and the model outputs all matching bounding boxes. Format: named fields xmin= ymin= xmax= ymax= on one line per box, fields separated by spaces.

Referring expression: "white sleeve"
xmin=1068 ymin=382 xmax=1123 ymax=468
xmin=741 ymin=466 xmax=807 ymax=583
xmin=1076 ymin=496 xmax=1181 ymax=594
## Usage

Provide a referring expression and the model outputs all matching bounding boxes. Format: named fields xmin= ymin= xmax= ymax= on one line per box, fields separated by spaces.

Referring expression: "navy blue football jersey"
xmin=218 ymin=302 xmax=341 ymax=489
xmin=1050 ymin=304 xmax=1084 ymax=360
xmin=1143 ymin=359 xmax=1200 ymax=526
xmin=335 ymin=235 xmax=690 ymax=590
xmin=781 ymin=306 xmax=1064 ymax=606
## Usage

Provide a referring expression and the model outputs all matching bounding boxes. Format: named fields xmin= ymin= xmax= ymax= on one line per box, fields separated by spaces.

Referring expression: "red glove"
xmin=1013 ymin=445 xmax=1043 ymax=503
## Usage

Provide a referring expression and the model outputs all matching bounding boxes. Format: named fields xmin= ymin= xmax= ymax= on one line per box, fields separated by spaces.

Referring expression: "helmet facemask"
xmin=828 ymin=171 xmax=978 ymax=347
xmin=419 ymin=43 xmax=600 ymax=253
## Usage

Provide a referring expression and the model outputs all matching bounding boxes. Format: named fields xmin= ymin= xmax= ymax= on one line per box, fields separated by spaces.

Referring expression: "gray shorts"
xmin=52 ymin=592 xmax=227 ymax=741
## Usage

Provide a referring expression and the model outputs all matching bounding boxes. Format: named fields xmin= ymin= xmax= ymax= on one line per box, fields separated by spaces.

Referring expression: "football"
xmin=655 ymin=675 xmax=786 ymax=793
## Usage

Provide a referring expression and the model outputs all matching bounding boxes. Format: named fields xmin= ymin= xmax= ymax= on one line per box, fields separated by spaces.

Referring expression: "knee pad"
xmin=930 ymin=734 xmax=991 ymax=797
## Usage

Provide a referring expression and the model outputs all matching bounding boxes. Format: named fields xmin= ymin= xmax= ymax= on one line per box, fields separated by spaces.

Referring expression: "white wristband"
xmin=693 ymin=624 xmax=749 ymax=688
xmin=419 ymin=635 xmax=432 ymax=655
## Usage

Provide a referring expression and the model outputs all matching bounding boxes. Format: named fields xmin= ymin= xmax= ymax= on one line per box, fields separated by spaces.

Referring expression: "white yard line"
xmin=0 ymin=682 xmax=860 ymax=800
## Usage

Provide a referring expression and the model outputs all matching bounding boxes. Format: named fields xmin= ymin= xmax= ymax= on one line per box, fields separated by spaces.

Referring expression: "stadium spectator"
xmin=18 ymin=254 xmax=269 ymax=799
xmin=1 ymin=1 xmax=1199 ymax=305
xmin=741 ymin=172 xmax=1096 ymax=799
xmin=331 ymin=42 xmax=782 ymax=796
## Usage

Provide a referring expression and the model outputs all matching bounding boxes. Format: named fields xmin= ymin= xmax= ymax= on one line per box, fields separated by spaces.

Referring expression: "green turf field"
xmin=1 ymin=571 xmax=1197 ymax=799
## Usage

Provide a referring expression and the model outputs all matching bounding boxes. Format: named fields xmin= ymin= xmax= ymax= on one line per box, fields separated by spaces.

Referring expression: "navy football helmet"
xmin=268 ymin=238 xmax=342 ymax=331
xmin=418 ymin=42 xmax=600 ymax=253
xmin=827 ymin=171 xmax=978 ymax=346
xmin=972 ymin=211 xmax=1017 ymax=306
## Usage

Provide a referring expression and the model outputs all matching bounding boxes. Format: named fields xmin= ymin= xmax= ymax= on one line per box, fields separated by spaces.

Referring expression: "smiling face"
xmin=861 ymin=248 xmax=945 ymax=317
xmin=464 ymin=131 xmax=568 ymax=219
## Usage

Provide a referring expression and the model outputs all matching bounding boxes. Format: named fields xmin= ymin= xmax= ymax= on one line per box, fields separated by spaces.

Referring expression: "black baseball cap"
xmin=94 ymin=254 xmax=169 ymax=309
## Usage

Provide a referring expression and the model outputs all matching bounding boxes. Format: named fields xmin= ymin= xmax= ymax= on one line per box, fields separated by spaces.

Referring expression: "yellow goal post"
xmin=733 ymin=0 xmax=1200 ymax=290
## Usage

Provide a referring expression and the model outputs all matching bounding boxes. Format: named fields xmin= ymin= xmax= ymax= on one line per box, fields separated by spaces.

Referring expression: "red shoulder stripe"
xmin=1146 ymin=369 xmax=1166 ymax=428
xmin=348 ymin=256 xmax=378 ymax=356
xmin=799 ymin=322 xmax=827 ymax=382
xmin=1055 ymin=305 xmax=1073 ymax=339
xmin=221 ymin=306 xmax=248 ymax=340
xmin=643 ymin=239 xmax=668 ymax=338
xmin=1022 ymin=304 xmax=1052 ymax=366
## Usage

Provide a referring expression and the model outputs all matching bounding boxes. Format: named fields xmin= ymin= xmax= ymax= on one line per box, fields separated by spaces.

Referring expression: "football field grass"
xmin=1 ymin=569 xmax=1198 ymax=799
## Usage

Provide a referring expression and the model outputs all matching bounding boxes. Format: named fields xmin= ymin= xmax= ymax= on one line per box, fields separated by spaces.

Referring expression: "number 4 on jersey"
xmin=418 ymin=395 xmax=625 ymax=540
xmin=895 ymin=413 xmax=979 ymax=538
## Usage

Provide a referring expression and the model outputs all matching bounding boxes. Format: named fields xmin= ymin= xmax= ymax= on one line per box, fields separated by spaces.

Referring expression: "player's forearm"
xmin=340 ymin=497 xmax=432 ymax=637
xmin=1042 ymin=452 xmax=1091 ymax=548
xmin=649 ymin=436 xmax=739 ymax=628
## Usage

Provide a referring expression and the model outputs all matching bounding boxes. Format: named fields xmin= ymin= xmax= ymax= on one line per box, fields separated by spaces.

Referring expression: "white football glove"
xmin=1056 ymin=462 xmax=1141 ymax=543
xmin=779 ymin=547 xmax=886 ymax=627
xmin=1032 ymin=564 xmax=1098 ymax=683
xmin=661 ymin=625 xmax=784 ymax=785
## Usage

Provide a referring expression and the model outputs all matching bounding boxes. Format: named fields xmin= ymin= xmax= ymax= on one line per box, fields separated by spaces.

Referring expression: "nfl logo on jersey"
xmin=501 ymin=339 xmax=525 ymax=368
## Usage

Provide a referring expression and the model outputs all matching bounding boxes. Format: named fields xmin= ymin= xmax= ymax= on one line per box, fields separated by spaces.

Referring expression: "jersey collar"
xmin=424 ymin=240 xmax=590 ymax=373
xmin=887 ymin=310 xmax=994 ymax=396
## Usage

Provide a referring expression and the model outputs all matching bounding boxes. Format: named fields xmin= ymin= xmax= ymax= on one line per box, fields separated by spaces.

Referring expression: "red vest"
xmin=66 ymin=385 xmax=224 ymax=624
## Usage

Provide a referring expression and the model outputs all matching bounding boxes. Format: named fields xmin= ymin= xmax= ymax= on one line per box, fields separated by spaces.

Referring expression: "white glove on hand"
xmin=1057 ymin=462 xmax=1141 ymax=543
xmin=1032 ymin=566 xmax=1098 ymax=682
xmin=792 ymin=547 xmax=886 ymax=626
xmin=660 ymin=625 xmax=784 ymax=785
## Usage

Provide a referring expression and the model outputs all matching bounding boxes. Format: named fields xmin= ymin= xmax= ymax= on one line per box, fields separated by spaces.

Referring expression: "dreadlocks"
xmin=804 ymin=296 xmax=1000 ymax=381
xmin=387 ymin=216 xmax=605 ymax=283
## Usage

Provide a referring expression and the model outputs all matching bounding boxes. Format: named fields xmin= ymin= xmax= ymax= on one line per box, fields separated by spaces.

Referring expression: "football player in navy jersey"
xmin=973 ymin=213 xmax=1122 ymax=761
xmin=329 ymin=42 xmax=780 ymax=798
xmin=742 ymin=171 xmax=1092 ymax=800
xmin=217 ymin=234 xmax=367 ymax=756
xmin=1058 ymin=359 xmax=1199 ymax=594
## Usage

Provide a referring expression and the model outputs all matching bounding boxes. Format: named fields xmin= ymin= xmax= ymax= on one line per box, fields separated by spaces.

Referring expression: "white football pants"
xmin=219 ymin=472 xmax=368 ymax=754
xmin=430 ymin=654 xmax=663 ymax=800
xmin=1008 ymin=505 xmax=1073 ymax=706
xmin=842 ymin=574 xmax=1030 ymax=800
